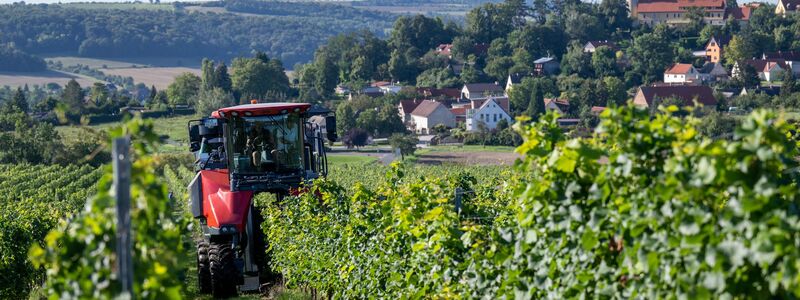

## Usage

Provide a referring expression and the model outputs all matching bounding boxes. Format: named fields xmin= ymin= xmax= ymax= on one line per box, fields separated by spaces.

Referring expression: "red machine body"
xmin=199 ymin=170 xmax=254 ymax=232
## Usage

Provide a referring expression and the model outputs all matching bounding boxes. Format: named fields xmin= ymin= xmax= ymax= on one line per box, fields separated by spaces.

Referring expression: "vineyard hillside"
xmin=0 ymin=164 xmax=101 ymax=298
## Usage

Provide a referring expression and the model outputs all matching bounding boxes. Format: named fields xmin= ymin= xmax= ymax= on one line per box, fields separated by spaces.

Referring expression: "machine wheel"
xmin=196 ymin=240 xmax=212 ymax=294
xmin=209 ymin=242 xmax=238 ymax=298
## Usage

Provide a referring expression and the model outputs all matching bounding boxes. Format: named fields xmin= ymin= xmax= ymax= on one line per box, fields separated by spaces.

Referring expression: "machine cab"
xmin=189 ymin=102 xmax=336 ymax=193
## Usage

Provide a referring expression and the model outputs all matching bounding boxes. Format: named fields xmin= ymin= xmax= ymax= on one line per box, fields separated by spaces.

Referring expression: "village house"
xmin=698 ymin=62 xmax=729 ymax=82
xmin=762 ymin=51 xmax=800 ymax=75
xmin=398 ymin=99 xmax=423 ymax=124
xmin=505 ymin=73 xmax=536 ymax=92
xmin=732 ymin=59 xmax=789 ymax=82
xmin=705 ymin=36 xmax=730 ymax=63
xmin=727 ymin=5 xmax=753 ymax=26
xmin=544 ymin=98 xmax=570 ymax=115
xmin=408 ymin=100 xmax=456 ymax=135
xmin=435 ymin=44 xmax=453 ymax=58
xmin=583 ymin=40 xmax=619 ymax=53
xmin=776 ymin=0 xmax=799 ymax=16
xmin=533 ymin=57 xmax=560 ymax=76
xmin=628 ymin=0 xmax=727 ymax=26
xmin=740 ymin=86 xmax=782 ymax=97
xmin=415 ymin=87 xmax=461 ymax=101
xmin=663 ymin=63 xmax=700 ymax=84
xmin=461 ymin=83 xmax=505 ymax=100
xmin=465 ymin=98 xmax=513 ymax=132
xmin=633 ymin=85 xmax=717 ymax=108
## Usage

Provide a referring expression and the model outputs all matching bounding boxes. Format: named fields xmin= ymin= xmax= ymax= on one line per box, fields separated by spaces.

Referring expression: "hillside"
xmin=0 ymin=2 xmax=395 ymax=67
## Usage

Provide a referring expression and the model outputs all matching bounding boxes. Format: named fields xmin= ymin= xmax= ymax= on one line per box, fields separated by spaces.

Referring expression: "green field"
xmin=56 ymin=114 xmax=196 ymax=143
xmin=327 ymin=154 xmax=378 ymax=166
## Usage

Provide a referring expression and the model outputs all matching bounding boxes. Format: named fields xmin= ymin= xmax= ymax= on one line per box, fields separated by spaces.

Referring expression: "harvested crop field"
xmin=46 ymin=56 xmax=203 ymax=69
xmin=100 ymin=67 xmax=201 ymax=89
xmin=0 ymin=70 xmax=99 ymax=88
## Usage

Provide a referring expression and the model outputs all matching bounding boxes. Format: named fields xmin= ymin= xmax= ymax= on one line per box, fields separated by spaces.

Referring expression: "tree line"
xmin=0 ymin=2 xmax=393 ymax=67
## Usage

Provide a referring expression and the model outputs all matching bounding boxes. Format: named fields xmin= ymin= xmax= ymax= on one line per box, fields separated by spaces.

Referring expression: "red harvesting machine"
xmin=186 ymin=102 xmax=336 ymax=297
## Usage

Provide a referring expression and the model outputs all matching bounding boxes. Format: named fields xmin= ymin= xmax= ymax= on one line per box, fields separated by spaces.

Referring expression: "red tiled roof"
xmin=370 ymin=81 xmax=392 ymax=87
xmin=591 ymin=106 xmax=607 ymax=113
xmin=638 ymin=85 xmax=717 ymax=107
xmin=450 ymin=107 xmax=467 ymax=116
xmin=637 ymin=0 xmax=725 ymax=13
xmin=470 ymin=97 xmax=510 ymax=113
xmin=544 ymin=98 xmax=570 ymax=106
xmin=665 ymin=63 xmax=695 ymax=75
xmin=726 ymin=6 xmax=751 ymax=20
xmin=411 ymin=100 xmax=448 ymax=117
xmin=436 ymin=44 xmax=453 ymax=56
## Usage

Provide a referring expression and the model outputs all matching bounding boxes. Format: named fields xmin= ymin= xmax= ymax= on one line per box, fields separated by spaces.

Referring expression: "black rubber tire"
xmin=197 ymin=240 xmax=212 ymax=294
xmin=209 ymin=242 xmax=238 ymax=298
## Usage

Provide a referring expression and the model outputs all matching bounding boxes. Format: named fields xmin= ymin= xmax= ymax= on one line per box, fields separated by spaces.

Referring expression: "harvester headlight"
xmin=231 ymin=112 xmax=239 ymax=117
xmin=245 ymin=112 xmax=252 ymax=116
xmin=294 ymin=108 xmax=300 ymax=112
xmin=281 ymin=109 xmax=288 ymax=114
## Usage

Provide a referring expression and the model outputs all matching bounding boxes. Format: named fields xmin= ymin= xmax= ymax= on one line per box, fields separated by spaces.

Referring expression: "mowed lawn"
xmin=327 ymin=154 xmax=378 ymax=166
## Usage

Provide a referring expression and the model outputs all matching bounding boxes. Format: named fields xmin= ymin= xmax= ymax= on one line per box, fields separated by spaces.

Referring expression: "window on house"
xmin=494 ymin=114 xmax=498 ymax=122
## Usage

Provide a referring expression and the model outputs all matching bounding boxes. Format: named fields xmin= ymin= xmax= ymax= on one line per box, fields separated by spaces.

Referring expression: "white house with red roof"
xmin=465 ymin=98 xmax=512 ymax=132
xmin=664 ymin=63 xmax=700 ymax=83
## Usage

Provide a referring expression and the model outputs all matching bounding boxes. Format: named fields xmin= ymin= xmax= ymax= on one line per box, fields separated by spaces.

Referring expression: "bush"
xmin=30 ymin=119 xmax=189 ymax=299
xmin=264 ymin=106 xmax=800 ymax=298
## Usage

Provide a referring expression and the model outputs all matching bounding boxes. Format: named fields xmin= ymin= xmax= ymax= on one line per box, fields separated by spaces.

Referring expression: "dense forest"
xmin=0 ymin=2 xmax=394 ymax=67
xmin=0 ymin=44 xmax=46 ymax=72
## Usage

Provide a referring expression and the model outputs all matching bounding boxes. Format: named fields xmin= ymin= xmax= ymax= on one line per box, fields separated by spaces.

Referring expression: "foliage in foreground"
xmin=30 ymin=119 xmax=188 ymax=299
xmin=264 ymin=106 xmax=800 ymax=298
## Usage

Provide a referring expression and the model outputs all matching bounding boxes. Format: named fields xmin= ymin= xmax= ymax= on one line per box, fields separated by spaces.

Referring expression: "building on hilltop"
xmin=628 ymin=0 xmax=727 ymax=26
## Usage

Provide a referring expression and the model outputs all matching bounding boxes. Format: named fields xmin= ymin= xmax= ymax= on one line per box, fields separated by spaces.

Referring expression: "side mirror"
xmin=325 ymin=115 xmax=337 ymax=142
xmin=189 ymin=124 xmax=201 ymax=152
